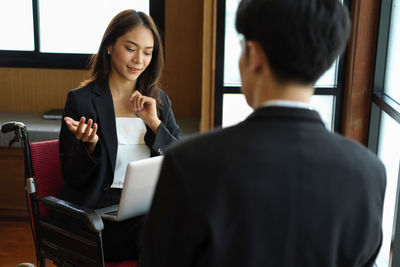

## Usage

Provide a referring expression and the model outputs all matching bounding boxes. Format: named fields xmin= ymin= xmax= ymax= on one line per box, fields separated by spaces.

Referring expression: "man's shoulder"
xmin=329 ymin=132 xmax=386 ymax=174
xmin=333 ymin=132 xmax=379 ymax=157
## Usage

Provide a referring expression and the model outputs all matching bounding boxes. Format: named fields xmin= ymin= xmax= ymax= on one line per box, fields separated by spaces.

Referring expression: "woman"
xmin=59 ymin=9 xmax=183 ymax=261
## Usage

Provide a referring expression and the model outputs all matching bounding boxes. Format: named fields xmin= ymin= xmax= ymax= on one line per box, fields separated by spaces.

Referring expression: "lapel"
xmin=92 ymin=81 xmax=117 ymax=171
xmin=245 ymin=106 xmax=326 ymax=127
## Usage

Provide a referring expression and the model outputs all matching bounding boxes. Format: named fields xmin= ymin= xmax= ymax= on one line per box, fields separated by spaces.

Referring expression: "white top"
xmin=111 ymin=117 xmax=150 ymax=188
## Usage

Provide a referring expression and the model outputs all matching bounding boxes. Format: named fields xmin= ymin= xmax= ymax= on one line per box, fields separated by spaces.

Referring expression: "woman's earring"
xmin=107 ymin=50 xmax=111 ymax=55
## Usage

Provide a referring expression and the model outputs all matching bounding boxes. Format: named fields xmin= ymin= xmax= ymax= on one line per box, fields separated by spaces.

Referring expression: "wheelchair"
xmin=1 ymin=121 xmax=137 ymax=267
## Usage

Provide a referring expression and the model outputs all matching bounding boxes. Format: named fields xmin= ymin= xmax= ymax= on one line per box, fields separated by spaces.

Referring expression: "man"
xmin=140 ymin=0 xmax=386 ymax=266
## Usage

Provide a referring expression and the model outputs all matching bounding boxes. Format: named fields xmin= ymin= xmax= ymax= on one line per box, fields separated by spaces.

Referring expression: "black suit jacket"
xmin=140 ymin=106 xmax=386 ymax=267
xmin=59 ymin=81 xmax=183 ymax=208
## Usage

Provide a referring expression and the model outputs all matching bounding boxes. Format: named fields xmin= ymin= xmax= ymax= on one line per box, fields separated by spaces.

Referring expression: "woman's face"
xmin=108 ymin=25 xmax=154 ymax=83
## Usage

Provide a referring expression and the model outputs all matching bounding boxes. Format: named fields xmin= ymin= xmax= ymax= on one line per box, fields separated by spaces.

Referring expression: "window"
xmin=222 ymin=93 xmax=334 ymax=129
xmin=39 ymin=0 xmax=149 ymax=54
xmin=0 ymin=0 xmax=164 ymax=69
xmin=369 ymin=0 xmax=400 ymax=265
xmin=374 ymin=112 xmax=400 ymax=266
xmin=215 ymin=0 xmax=348 ymax=131
xmin=384 ymin=0 xmax=400 ymax=103
xmin=0 ymin=0 xmax=34 ymax=51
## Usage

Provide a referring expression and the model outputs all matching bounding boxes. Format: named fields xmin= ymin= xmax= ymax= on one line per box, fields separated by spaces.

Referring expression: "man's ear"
xmin=247 ymin=41 xmax=268 ymax=74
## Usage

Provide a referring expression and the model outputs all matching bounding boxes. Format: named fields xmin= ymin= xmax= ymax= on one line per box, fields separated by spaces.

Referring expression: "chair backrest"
xmin=27 ymin=139 xmax=138 ymax=267
xmin=30 ymin=140 xmax=64 ymax=216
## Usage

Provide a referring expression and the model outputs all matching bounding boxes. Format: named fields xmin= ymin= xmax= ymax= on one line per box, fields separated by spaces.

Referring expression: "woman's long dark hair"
xmin=85 ymin=9 xmax=164 ymax=109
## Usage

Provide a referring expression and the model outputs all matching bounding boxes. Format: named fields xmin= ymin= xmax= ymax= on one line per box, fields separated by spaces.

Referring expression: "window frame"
xmin=214 ymin=0 xmax=351 ymax=132
xmin=370 ymin=0 xmax=400 ymax=126
xmin=368 ymin=0 xmax=400 ymax=265
xmin=0 ymin=0 xmax=165 ymax=69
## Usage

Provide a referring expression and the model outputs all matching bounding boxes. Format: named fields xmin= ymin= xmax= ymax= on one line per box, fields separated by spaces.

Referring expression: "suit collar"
xmin=246 ymin=106 xmax=326 ymax=127
xmin=92 ymin=81 xmax=118 ymax=171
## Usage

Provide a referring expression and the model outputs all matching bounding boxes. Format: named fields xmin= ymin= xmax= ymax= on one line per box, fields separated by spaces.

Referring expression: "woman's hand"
xmin=130 ymin=90 xmax=161 ymax=133
xmin=64 ymin=116 xmax=99 ymax=154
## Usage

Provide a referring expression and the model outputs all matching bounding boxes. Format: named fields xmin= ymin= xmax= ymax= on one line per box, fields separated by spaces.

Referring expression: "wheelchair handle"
xmin=1 ymin=121 xmax=29 ymax=149
xmin=1 ymin=121 xmax=27 ymax=134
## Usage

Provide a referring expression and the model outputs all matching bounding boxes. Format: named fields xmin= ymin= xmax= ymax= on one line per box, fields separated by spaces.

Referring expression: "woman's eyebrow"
xmin=126 ymin=40 xmax=153 ymax=49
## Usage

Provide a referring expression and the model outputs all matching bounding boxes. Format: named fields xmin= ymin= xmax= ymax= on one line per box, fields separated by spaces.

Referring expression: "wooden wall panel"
xmin=163 ymin=0 xmax=203 ymax=117
xmin=201 ymin=0 xmax=217 ymax=132
xmin=0 ymin=148 xmax=26 ymax=218
xmin=0 ymin=68 xmax=88 ymax=113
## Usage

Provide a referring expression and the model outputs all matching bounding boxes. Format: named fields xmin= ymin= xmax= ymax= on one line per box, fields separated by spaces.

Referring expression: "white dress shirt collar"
xmin=261 ymin=100 xmax=312 ymax=110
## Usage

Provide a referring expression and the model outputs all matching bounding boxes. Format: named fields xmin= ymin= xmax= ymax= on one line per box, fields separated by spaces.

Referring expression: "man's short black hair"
xmin=236 ymin=0 xmax=351 ymax=85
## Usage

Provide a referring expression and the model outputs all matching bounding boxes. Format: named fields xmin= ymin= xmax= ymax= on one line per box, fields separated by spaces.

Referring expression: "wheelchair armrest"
xmin=37 ymin=195 xmax=104 ymax=233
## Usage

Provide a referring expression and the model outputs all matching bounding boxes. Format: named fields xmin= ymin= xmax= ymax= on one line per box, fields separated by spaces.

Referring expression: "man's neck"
xmin=252 ymin=81 xmax=314 ymax=109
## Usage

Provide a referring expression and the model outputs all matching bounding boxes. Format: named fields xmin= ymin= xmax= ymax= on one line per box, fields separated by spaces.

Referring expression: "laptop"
xmin=95 ymin=155 xmax=164 ymax=221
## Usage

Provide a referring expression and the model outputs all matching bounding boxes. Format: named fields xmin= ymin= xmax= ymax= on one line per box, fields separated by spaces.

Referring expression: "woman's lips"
xmin=128 ymin=66 xmax=141 ymax=73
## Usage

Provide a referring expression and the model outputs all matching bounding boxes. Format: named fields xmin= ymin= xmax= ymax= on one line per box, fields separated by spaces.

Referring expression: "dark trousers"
xmin=97 ymin=188 xmax=146 ymax=261
xmin=102 ymin=215 xmax=145 ymax=261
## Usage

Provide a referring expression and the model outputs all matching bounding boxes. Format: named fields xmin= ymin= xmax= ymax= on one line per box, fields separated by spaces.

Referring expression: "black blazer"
xmin=140 ymin=106 xmax=386 ymax=267
xmin=59 ymin=81 xmax=183 ymax=208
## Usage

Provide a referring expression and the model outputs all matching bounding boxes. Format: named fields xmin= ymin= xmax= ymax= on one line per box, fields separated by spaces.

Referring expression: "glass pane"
xmin=314 ymin=61 xmax=338 ymax=88
xmin=223 ymin=0 xmax=241 ymax=87
xmin=222 ymin=93 xmax=334 ymax=131
xmin=39 ymin=0 xmax=150 ymax=54
xmin=0 ymin=0 xmax=34 ymax=51
xmin=223 ymin=0 xmax=340 ymax=88
xmin=222 ymin=94 xmax=253 ymax=127
xmin=375 ymin=112 xmax=400 ymax=267
xmin=310 ymin=95 xmax=334 ymax=130
xmin=385 ymin=0 xmax=400 ymax=103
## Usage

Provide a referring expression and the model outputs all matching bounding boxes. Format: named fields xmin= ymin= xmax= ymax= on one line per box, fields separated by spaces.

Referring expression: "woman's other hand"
xmin=64 ymin=116 xmax=99 ymax=154
xmin=130 ymin=90 xmax=161 ymax=133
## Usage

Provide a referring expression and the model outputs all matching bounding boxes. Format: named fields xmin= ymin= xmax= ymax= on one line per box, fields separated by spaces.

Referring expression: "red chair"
xmin=1 ymin=121 xmax=137 ymax=267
